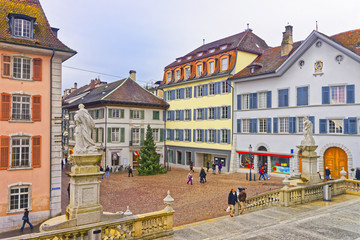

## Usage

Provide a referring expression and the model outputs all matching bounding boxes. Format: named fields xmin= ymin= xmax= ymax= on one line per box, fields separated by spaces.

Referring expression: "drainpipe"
xmin=49 ymin=49 xmax=55 ymax=217
xmin=104 ymin=106 xmax=107 ymax=167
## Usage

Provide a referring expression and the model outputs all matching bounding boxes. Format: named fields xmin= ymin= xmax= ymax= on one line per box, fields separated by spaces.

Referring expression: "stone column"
xmin=267 ymin=156 xmax=272 ymax=175
xmin=229 ymin=135 xmax=237 ymax=173
xmin=291 ymin=154 xmax=301 ymax=178
xmin=297 ymin=145 xmax=320 ymax=183
xmin=253 ymin=156 xmax=259 ymax=176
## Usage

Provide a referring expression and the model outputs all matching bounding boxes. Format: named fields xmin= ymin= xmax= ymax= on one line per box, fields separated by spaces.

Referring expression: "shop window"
xmin=169 ymin=150 xmax=174 ymax=163
xmin=240 ymin=154 xmax=253 ymax=169
xmin=271 ymin=156 xmax=290 ymax=174
xmin=185 ymin=151 xmax=191 ymax=165
xmin=177 ymin=151 xmax=182 ymax=164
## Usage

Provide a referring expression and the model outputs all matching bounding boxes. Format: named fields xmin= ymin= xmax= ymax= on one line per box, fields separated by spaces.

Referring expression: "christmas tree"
xmin=137 ymin=125 xmax=166 ymax=176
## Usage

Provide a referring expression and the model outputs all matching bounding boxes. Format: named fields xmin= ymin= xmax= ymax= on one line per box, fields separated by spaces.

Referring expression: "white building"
xmin=62 ymin=71 xmax=168 ymax=169
xmin=230 ymin=26 xmax=360 ymax=179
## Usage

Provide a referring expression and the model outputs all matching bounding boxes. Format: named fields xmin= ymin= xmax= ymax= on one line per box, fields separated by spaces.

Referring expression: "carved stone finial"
xmin=124 ymin=206 xmax=132 ymax=216
xmin=163 ymin=190 xmax=174 ymax=211
xmin=340 ymin=167 xmax=347 ymax=179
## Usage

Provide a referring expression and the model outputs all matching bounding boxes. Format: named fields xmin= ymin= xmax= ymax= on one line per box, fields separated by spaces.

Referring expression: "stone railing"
xmin=242 ymin=189 xmax=281 ymax=213
xmin=345 ymin=179 xmax=360 ymax=195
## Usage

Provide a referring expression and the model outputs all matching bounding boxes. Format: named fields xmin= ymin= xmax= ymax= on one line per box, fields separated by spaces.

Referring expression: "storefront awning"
xmin=237 ymin=151 xmax=293 ymax=158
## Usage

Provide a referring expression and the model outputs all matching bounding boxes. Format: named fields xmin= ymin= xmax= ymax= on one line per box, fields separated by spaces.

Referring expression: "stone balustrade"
xmin=345 ymin=179 xmax=360 ymax=195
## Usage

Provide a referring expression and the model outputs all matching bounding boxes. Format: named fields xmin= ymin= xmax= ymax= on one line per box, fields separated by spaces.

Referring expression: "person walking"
xmin=128 ymin=167 xmax=134 ymax=177
xmin=105 ymin=165 xmax=110 ymax=178
xmin=259 ymin=166 xmax=265 ymax=180
xmin=187 ymin=171 xmax=193 ymax=185
xmin=264 ymin=166 xmax=270 ymax=180
xmin=190 ymin=161 xmax=194 ymax=172
xmin=100 ymin=166 xmax=104 ymax=179
xmin=355 ymin=167 xmax=360 ymax=180
xmin=325 ymin=166 xmax=331 ymax=181
xmin=67 ymin=183 xmax=70 ymax=200
xmin=238 ymin=188 xmax=247 ymax=215
xmin=212 ymin=163 xmax=216 ymax=174
xmin=218 ymin=162 xmax=222 ymax=174
xmin=227 ymin=188 xmax=238 ymax=217
xmin=206 ymin=161 xmax=210 ymax=172
xmin=200 ymin=168 xmax=206 ymax=183
xmin=20 ymin=208 xmax=33 ymax=232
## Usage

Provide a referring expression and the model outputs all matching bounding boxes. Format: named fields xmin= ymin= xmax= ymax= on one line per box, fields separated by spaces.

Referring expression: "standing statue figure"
xmin=73 ymin=104 xmax=97 ymax=154
xmin=301 ymin=116 xmax=315 ymax=146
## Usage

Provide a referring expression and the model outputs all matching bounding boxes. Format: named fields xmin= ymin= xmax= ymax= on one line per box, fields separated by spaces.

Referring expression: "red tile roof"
xmin=0 ymin=0 xmax=75 ymax=53
xmin=330 ymin=29 xmax=360 ymax=55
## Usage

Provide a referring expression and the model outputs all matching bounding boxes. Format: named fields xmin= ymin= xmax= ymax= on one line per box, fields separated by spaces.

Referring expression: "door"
xmin=324 ymin=147 xmax=348 ymax=179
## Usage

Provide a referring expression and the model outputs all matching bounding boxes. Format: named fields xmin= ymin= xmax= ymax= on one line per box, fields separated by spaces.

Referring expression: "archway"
xmin=324 ymin=147 xmax=348 ymax=179
xmin=257 ymin=146 xmax=268 ymax=172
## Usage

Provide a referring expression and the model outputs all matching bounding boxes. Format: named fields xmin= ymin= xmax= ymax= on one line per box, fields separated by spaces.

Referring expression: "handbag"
xmin=22 ymin=216 xmax=28 ymax=221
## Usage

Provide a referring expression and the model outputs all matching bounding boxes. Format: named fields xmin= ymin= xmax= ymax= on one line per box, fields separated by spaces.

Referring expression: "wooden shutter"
xmin=0 ymin=136 xmax=10 ymax=169
xmin=1 ymin=93 xmax=11 ymax=121
xmin=2 ymin=55 xmax=11 ymax=78
xmin=32 ymin=95 xmax=41 ymax=122
xmin=32 ymin=136 xmax=41 ymax=168
xmin=108 ymin=109 xmax=112 ymax=118
xmin=33 ymin=58 xmax=42 ymax=81
xmin=120 ymin=128 xmax=125 ymax=142
xmin=107 ymin=128 xmax=112 ymax=143
xmin=141 ymin=110 xmax=145 ymax=119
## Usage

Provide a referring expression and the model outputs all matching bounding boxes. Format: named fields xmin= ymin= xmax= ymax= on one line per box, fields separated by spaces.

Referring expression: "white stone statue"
xmin=301 ymin=116 xmax=315 ymax=146
xmin=73 ymin=104 xmax=97 ymax=154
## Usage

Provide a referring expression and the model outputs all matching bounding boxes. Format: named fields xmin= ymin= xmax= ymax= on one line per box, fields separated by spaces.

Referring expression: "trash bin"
xmin=323 ymin=184 xmax=331 ymax=201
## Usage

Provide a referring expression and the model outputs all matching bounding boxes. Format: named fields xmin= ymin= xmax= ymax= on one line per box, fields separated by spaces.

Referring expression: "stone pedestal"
xmin=65 ymin=153 xmax=104 ymax=225
xmin=297 ymin=145 xmax=320 ymax=183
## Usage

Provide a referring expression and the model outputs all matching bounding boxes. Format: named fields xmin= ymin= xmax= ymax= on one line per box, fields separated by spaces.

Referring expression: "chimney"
xmin=51 ymin=27 xmax=59 ymax=37
xmin=96 ymin=78 xmax=101 ymax=84
xmin=129 ymin=70 xmax=136 ymax=81
xmin=74 ymin=82 xmax=77 ymax=89
xmin=281 ymin=25 xmax=293 ymax=57
xmin=90 ymin=79 xmax=95 ymax=89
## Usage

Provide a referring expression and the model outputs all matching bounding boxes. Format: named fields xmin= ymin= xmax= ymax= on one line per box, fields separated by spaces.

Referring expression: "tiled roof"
xmin=165 ymin=30 xmax=269 ymax=69
xmin=63 ymin=78 xmax=169 ymax=109
xmin=329 ymin=29 xmax=360 ymax=56
xmin=0 ymin=0 xmax=76 ymax=53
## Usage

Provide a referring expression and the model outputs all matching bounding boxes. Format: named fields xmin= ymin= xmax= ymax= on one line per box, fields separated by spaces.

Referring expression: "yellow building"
xmin=160 ymin=29 xmax=268 ymax=172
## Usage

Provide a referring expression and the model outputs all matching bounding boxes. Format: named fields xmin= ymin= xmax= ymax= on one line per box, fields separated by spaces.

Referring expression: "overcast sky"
xmin=40 ymin=0 xmax=360 ymax=90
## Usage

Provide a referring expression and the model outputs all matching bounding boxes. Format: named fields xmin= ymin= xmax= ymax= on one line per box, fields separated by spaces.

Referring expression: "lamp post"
xmin=249 ymin=144 xmax=252 ymax=181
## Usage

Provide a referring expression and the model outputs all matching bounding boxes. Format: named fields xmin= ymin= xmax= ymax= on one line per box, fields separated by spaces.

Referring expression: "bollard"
xmin=246 ymin=173 xmax=248 ymax=180
xmin=253 ymin=174 xmax=256 ymax=181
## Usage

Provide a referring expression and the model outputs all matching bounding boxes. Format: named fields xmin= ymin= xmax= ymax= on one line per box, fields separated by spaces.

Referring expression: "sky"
xmin=39 ymin=0 xmax=360 ymax=91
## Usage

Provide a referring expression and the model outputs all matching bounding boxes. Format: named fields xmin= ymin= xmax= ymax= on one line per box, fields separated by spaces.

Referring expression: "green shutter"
xmin=95 ymin=128 xmax=99 ymax=143
xmin=108 ymin=109 xmax=113 ymax=118
xmin=108 ymin=128 xmax=112 ymax=143
xmin=121 ymin=128 xmax=125 ymax=142
xmin=160 ymin=129 xmax=164 ymax=141
xmin=121 ymin=109 xmax=124 ymax=118
xmin=140 ymin=128 xmax=145 ymax=145
xmin=141 ymin=110 xmax=145 ymax=119
xmin=130 ymin=110 xmax=134 ymax=119
xmin=153 ymin=111 xmax=156 ymax=120
xmin=130 ymin=128 xmax=133 ymax=144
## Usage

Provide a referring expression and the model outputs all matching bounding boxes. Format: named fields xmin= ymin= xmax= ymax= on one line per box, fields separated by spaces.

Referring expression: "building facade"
xmin=0 ymin=0 xmax=75 ymax=232
xmin=160 ymin=29 xmax=269 ymax=172
xmin=230 ymin=26 xmax=360 ymax=179
xmin=62 ymin=72 xmax=168 ymax=169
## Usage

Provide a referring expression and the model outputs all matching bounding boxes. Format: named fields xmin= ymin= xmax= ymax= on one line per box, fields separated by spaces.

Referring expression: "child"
xmin=187 ymin=171 xmax=193 ymax=185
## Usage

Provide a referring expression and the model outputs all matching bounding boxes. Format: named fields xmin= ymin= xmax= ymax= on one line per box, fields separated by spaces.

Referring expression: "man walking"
xmin=206 ymin=161 xmax=210 ymax=172
xmin=105 ymin=165 xmax=110 ymax=178
xmin=128 ymin=167 xmax=134 ymax=177
xmin=212 ymin=163 xmax=216 ymax=174
xmin=325 ymin=166 xmax=331 ymax=181
xmin=20 ymin=208 xmax=33 ymax=232
xmin=227 ymin=188 xmax=238 ymax=217
xmin=200 ymin=168 xmax=206 ymax=183
xmin=238 ymin=188 xmax=247 ymax=215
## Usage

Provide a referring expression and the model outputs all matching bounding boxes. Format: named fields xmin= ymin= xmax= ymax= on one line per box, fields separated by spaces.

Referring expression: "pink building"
xmin=0 ymin=0 xmax=75 ymax=232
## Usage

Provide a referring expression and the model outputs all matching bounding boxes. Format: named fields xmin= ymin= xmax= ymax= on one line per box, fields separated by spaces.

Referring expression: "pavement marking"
xmin=173 ymin=225 xmax=188 ymax=230
xmin=204 ymin=218 xmax=219 ymax=223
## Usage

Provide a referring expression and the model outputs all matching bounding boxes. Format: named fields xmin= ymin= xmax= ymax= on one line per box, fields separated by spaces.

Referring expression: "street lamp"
xmin=249 ymin=144 xmax=252 ymax=181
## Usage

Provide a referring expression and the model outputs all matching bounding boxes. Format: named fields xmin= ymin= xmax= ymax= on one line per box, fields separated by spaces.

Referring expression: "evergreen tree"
xmin=137 ymin=125 xmax=166 ymax=176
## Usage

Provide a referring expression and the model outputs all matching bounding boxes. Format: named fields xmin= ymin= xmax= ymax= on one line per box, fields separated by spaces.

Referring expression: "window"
xmin=185 ymin=67 xmax=190 ymax=79
xmin=167 ymin=111 xmax=171 ymax=120
xmin=184 ymin=129 xmax=191 ymax=141
xmin=197 ymin=85 xmax=203 ymax=97
xmin=258 ymin=92 xmax=267 ymax=109
xmin=175 ymin=89 xmax=181 ymax=99
xmin=167 ymin=72 xmax=171 ymax=82
xmin=153 ymin=111 xmax=160 ymax=120
xmin=259 ymin=119 xmax=267 ymax=133
xmin=175 ymin=110 xmax=180 ymax=120
xmin=11 ymin=137 xmax=30 ymax=167
xmin=152 ymin=129 xmax=159 ymax=142
xmin=175 ymin=69 xmax=180 ymax=81
xmin=279 ymin=117 xmax=289 ymax=133
xmin=9 ymin=185 xmax=30 ymax=211
xmin=12 ymin=95 xmax=30 ymax=120
xmin=196 ymin=129 xmax=202 ymax=142
xmin=111 ymin=128 xmax=120 ymax=142
xmin=208 ymin=61 xmax=215 ymax=74
xmin=89 ymin=109 xmax=104 ymax=119
xmin=91 ymin=128 xmax=104 ymax=143
xmin=175 ymin=129 xmax=180 ymax=141
xmin=278 ymin=89 xmax=289 ymax=107
xmin=329 ymin=120 xmax=343 ymax=133
xmin=166 ymin=129 xmax=171 ymax=140
xmin=133 ymin=110 xmax=140 ymax=119
xmin=196 ymin=109 xmax=203 ymax=120
xmin=197 ymin=64 xmax=203 ymax=77
xmin=242 ymin=94 xmax=250 ymax=110
xmin=132 ymin=128 xmax=140 ymax=145
xmin=208 ymin=107 xmax=215 ymax=120
xmin=14 ymin=19 xmax=32 ymax=38
xmin=13 ymin=57 xmax=31 ymax=80
xmin=220 ymin=45 xmax=227 ymax=50
xmin=208 ymin=129 xmax=216 ymax=143
xmin=298 ymin=117 xmax=304 ymax=133
xmin=185 ymin=109 xmax=191 ymax=121
xmin=330 ymin=86 xmax=345 ymax=104
xmin=221 ymin=129 xmax=228 ymax=143
xmin=112 ymin=109 xmax=121 ymax=118
xmin=221 ymin=58 xmax=228 ymax=71
xmin=221 ymin=106 xmax=229 ymax=119
xmin=221 ymin=81 xmax=230 ymax=93
xmin=209 ymin=49 xmax=215 ymax=53
xmin=209 ymin=83 xmax=215 ymax=95
xmin=185 ymin=87 xmax=191 ymax=98
xmin=297 ymin=86 xmax=309 ymax=106
xmin=242 ymin=119 xmax=250 ymax=133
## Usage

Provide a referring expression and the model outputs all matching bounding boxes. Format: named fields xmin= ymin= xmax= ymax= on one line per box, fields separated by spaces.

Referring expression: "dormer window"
xmin=187 ymin=56 xmax=192 ymax=60
xmin=197 ymin=52 xmax=203 ymax=57
xmin=220 ymin=45 xmax=227 ymax=50
xmin=175 ymin=69 xmax=181 ymax=81
xmin=220 ymin=57 xmax=228 ymax=72
xmin=184 ymin=66 xmax=190 ymax=80
xmin=196 ymin=63 xmax=203 ymax=77
xmin=250 ymin=67 xmax=255 ymax=73
xmin=208 ymin=61 xmax=215 ymax=74
xmin=209 ymin=49 xmax=216 ymax=53
xmin=167 ymin=72 xmax=172 ymax=83
xmin=8 ymin=14 xmax=36 ymax=39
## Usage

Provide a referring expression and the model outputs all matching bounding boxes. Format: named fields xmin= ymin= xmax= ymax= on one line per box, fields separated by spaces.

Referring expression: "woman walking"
xmin=187 ymin=171 xmax=193 ymax=185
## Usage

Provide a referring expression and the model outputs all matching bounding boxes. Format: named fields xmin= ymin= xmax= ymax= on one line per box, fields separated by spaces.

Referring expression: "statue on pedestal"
xmin=301 ymin=116 xmax=315 ymax=146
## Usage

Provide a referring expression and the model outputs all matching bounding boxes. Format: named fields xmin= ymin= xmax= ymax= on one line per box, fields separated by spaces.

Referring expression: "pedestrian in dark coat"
xmin=190 ymin=161 xmax=194 ymax=172
xmin=325 ymin=166 xmax=331 ymax=181
xmin=218 ymin=162 xmax=222 ymax=174
xmin=105 ymin=165 xmax=110 ymax=178
xmin=227 ymin=188 xmax=238 ymax=217
xmin=100 ymin=166 xmax=104 ymax=179
xmin=206 ymin=161 xmax=210 ymax=172
xmin=128 ymin=167 xmax=133 ymax=177
xmin=356 ymin=168 xmax=360 ymax=180
xmin=20 ymin=208 xmax=33 ymax=232
xmin=212 ymin=163 xmax=216 ymax=174
xmin=238 ymin=189 xmax=247 ymax=215
xmin=200 ymin=168 xmax=206 ymax=183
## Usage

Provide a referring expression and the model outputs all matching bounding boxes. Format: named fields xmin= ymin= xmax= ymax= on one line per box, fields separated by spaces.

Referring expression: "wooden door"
xmin=324 ymin=147 xmax=348 ymax=179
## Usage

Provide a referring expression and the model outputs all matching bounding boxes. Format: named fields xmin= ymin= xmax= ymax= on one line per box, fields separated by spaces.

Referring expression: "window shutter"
xmin=217 ymin=107 xmax=221 ymax=120
xmin=349 ymin=117 xmax=357 ymax=134
xmin=194 ymin=86 xmax=197 ymax=97
xmin=322 ymin=86 xmax=330 ymax=104
xmin=163 ymin=129 xmax=166 ymax=141
xmin=227 ymin=129 xmax=231 ymax=144
xmin=297 ymin=88 xmax=302 ymax=106
xmin=180 ymin=88 xmax=184 ymax=99
xmin=164 ymin=91 xmax=167 ymax=101
xmin=203 ymin=84 xmax=208 ymax=96
xmin=319 ymin=119 xmax=327 ymax=134
xmin=202 ymin=108 xmax=205 ymax=120
xmin=303 ymin=87 xmax=308 ymax=105
xmin=289 ymin=117 xmax=296 ymax=133
xmin=217 ymin=82 xmax=221 ymax=94
xmin=309 ymin=116 xmax=315 ymax=133
xmin=347 ymin=85 xmax=355 ymax=104
xmin=120 ymin=128 xmax=125 ymax=142
xmin=213 ymin=129 xmax=217 ymax=143
xmin=32 ymin=95 xmax=41 ymax=122
xmin=193 ymin=109 xmax=196 ymax=120
xmin=179 ymin=129 xmax=184 ymax=141
xmin=170 ymin=90 xmax=175 ymax=100
xmin=267 ymin=118 xmax=272 ymax=133
xmin=193 ymin=129 xmax=196 ymax=142
xmin=170 ymin=129 xmax=174 ymax=141
xmin=33 ymin=58 xmax=42 ymax=81
xmin=163 ymin=110 xmax=166 ymax=121
xmin=140 ymin=128 xmax=145 ymax=145
xmin=201 ymin=129 xmax=204 ymax=142
xmin=32 ymin=136 xmax=41 ymax=168
xmin=217 ymin=130 xmax=221 ymax=143
xmin=273 ymin=118 xmax=278 ymax=133
xmin=189 ymin=109 xmax=191 ymax=120
xmin=250 ymin=93 xmax=254 ymax=109
xmin=1 ymin=55 xmax=11 ymax=78
xmin=237 ymin=119 xmax=241 ymax=133
xmin=266 ymin=91 xmax=272 ymax=108
xmin=141 ymin=110 xmax=145 ymax=119
xmin=344 ymin=119 xmax=349 ymax=134
xmin=204 ymin=108 xmax=208 ymax=120
xmin=253 ymin=93 xmax=257 ymax=109
xmin=0 ymin=93 xmax=11 ymax=121
xmin=99 ymin=128 xmax=104 ymax=142
xmin=160 ymin=129 xmax=164 ymax=141
xmin=204 ymin=130 xmax=208 ymax=142
xmin=121 ymin=109 xmax=124 ymax=118
xmin=253 ymin=119 xmax=258 ymax=133
xmin=108 ymin=109 xmax=113 ymax=118
xmin=170 ymin=110 xmax=174 ymax=121
xmin=180 ymin=110 xmax=184 ymax=121
xmin=189 ymin=87 xmax=192 ymax=98
xmin=108 ymin=128 xmax=112 ymax=143
xmin=130 ymin=110 xmax=134 ymax=119
xmin=226 ymin=80 xmax=231 ymax=93
xmin=0 ymin=136 xmax=10 ymax=169
xmin=237 ymin=94 xmax=242 ymax=110
xmin=227 ymin=106 xmax=231 ymax=119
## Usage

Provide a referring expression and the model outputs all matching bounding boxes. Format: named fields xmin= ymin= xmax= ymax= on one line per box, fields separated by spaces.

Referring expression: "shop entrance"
xmin=203 ymin=154 xmax=211 ymax=167
xmin=257 ymin=146 xmax=268 ymax=171
xmin=324 ymin=147 xmax=348 ymax=179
